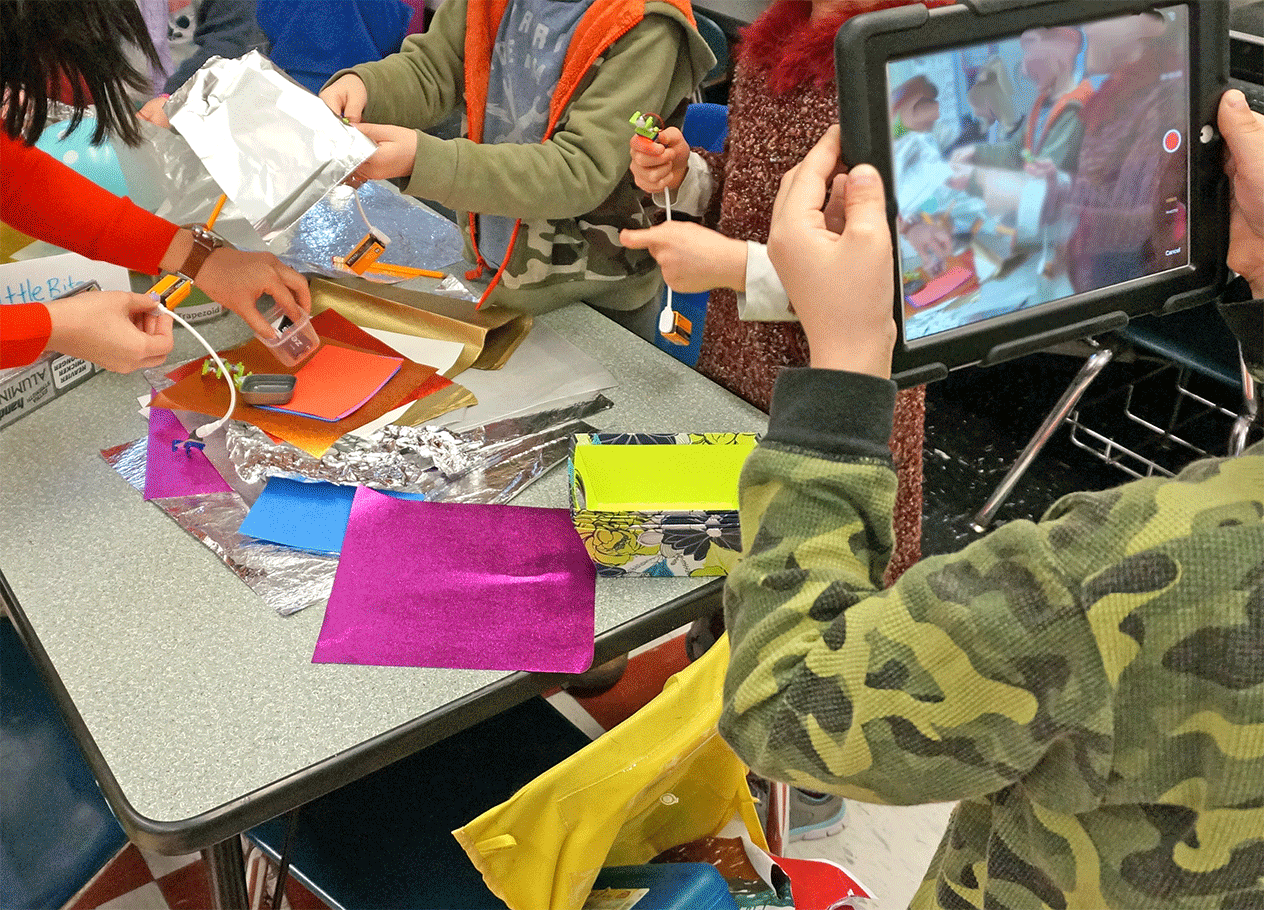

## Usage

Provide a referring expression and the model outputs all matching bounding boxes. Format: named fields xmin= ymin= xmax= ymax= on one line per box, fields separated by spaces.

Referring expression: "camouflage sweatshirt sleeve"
xmin=719 ymin=367 xmax=1112 ymax=805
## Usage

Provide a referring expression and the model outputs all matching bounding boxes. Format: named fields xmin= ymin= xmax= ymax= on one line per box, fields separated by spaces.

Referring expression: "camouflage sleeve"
xmin=719 ymin=368 xmax=1113 ymax=805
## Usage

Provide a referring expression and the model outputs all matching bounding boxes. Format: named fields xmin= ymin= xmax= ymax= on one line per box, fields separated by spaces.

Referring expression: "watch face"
xmin=192 ymin=226 xmax=222 ymax=248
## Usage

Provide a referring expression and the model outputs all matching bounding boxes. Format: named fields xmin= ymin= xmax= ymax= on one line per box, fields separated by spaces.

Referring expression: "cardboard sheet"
xmin=313 ymin=489 xmax=596 ymax=673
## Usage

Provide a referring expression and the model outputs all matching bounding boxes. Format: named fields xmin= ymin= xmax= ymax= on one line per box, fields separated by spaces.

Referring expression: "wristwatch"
xmin=176 ymin=224 xmax=225 ymax=282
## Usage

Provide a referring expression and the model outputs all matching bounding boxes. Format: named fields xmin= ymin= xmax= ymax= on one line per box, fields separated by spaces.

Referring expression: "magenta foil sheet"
xmin=313 ymin=487 xmax=596 ymax=672
xmin=144 ymin=407 xmax=233 ymax=501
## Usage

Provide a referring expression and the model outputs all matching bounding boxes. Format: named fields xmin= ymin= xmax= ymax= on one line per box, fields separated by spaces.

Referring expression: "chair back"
xmin=1 ymin=617 xmax=127 ymax=910
xmin=653 ymin=102 xmax=729 ymax=367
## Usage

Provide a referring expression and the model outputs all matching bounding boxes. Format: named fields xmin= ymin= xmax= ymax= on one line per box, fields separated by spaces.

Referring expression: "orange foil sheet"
xmin=152 ymin=313 xmax=438 ymax=457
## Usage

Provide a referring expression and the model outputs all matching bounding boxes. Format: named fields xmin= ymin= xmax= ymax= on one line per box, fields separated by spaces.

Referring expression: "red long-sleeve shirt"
xmin=0 ymin=132 xmax=179 ymax=368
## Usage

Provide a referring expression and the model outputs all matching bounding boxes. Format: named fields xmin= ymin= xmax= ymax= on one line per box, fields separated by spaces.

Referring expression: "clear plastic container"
xmin=258 ymin=303 xmax=320 ymax=368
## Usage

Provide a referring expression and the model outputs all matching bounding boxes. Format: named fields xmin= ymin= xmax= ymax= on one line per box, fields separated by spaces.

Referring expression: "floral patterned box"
xmin=567 ymin=432 xmax=759 ymax=578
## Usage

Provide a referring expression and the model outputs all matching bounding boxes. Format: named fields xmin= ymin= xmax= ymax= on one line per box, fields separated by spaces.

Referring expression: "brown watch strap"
xmin=176 ymin=226 xmax=221 ymax=282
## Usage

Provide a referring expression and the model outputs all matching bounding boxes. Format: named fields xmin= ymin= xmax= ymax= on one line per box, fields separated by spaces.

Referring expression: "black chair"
xmin=1 ymin=616 xmax=128 ymax=910
xmin=972 ymin=298 xmax=1262 ymax=529
xmin=246 ymin=695 xmax=593 ymax=910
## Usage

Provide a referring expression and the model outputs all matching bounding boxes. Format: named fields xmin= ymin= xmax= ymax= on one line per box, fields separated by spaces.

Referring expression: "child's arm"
xmin=398 ymin=16 xmax=696 ymax=220
xmin=324 ymin=0 xmax=468 ymax=131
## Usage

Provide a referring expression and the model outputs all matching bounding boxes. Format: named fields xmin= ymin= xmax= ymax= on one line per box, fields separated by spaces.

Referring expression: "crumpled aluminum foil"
xmin=224 ymin=394 xmax=613 ymax=496
xmin=110 ymin=395 xmax=613 ymax=615
xmin=166 ymin=50 xmax=377 ymax=240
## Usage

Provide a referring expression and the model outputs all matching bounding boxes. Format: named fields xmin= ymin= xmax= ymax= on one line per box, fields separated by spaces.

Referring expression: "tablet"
xmin=835 ymin=0 xmax=1230 ymax=387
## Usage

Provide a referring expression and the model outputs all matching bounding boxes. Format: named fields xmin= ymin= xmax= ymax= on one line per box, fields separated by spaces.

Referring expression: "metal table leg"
xmin=764 ymin=781 xmax=791 ymax=857
xmin=202 ymin=837 xmax=250 ymax=910
xmin=972 ymin=347 xmax=1116 ymax=531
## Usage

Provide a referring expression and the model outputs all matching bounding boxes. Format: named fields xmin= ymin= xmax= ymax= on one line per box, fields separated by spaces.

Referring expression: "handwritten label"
xmin=0 ymin=251 xmax=131 ymax=307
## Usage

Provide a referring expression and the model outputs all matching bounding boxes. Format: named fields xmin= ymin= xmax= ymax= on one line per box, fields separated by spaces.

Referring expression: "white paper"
xmin=429 ymin=322 xmax=616 ymax=433
xmin=360 ymin=327 xmax=462 ymax=376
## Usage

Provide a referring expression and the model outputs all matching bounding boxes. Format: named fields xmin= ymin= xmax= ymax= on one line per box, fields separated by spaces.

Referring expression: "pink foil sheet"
xmin=313 ymin=487 xmax=596 ymax=672
xmin=144 ymin=406 xmax=233 ymax=501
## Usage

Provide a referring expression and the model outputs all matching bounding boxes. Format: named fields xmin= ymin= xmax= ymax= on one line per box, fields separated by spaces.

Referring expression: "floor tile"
xmin=94 ymin=881 xmax=169 ymax=910
xmin=66 ymin=844 xmax=155 ymax=910
xmin=153 ymin=856 xmax=213 ymax=910
xmin=786 ymin=801 xmax=953 ymax=910
xmin=138 ymin=847 xmax=199 ymax=880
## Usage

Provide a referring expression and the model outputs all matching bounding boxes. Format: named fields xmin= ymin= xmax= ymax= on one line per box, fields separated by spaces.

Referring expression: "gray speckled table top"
xmin=0 ymin=300 xmax=765 ymax=853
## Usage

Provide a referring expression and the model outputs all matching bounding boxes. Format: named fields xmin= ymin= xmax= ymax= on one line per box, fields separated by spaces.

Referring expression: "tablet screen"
xmin=885 ymin=5 xmax=1191 ymax=343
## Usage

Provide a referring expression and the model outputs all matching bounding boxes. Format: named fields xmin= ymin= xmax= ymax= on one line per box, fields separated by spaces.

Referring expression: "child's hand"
xmin=1221 ymin=89 xmax=1264 ymax=298
xmin=320 ymin=74 xmax=369 ymax=123
xmin=138 ymin=95 xmax=171 ymax=129
xmin=45 ymin=291 xmax=174 ymax=373
xmin=768 ymin=125 xmax=896 ymax=378
xmin=352 ymin=123 xmax=420 ymax=182
xmin=629 ymin=126 xmax=689 ymax=195
xmin=619 ymin=221 xmax=746 ymax=294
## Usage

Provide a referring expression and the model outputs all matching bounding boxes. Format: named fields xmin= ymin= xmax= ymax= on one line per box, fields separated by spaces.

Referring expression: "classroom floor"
xmin=62 ymin=346 xmax=1254 ymax=910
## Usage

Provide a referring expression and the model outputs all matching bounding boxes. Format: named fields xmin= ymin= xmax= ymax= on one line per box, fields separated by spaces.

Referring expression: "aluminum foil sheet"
xmin=102 ymin=438 xmax=335 ymax=615
xmin=223 ymin=393 xmax=613 ymax=495
xmin=109 ymin=98 xmax=475 ymax=297
xmin=166 ymin=50 xmax=378 ymax=240
xmin=108 ymin=395 xmax=612 ymax=615
xmin=273 ymin=181 xmax=469 ymax=285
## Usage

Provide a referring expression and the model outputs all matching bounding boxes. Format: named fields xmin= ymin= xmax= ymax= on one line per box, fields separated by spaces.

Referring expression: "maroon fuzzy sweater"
xmin=694 ymin=0 xmax=940 ymax=582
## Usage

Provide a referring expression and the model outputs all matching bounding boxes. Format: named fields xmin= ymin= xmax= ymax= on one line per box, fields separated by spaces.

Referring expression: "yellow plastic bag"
xmin=453 ymin=635 xmax=766 ymax=910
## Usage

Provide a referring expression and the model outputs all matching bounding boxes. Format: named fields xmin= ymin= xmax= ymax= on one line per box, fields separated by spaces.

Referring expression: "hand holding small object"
xmin=352 ymin=122 xmax=419 ymax=182
xmin=44 ymin=290 xmax=173 ymax=373
xmin=319 ymin=74 xmax=369 ymax=124
xmin=629 ymin=125 xmax=689 ymax=195
xmin=619 ymin=221 xmax=746 ymax=294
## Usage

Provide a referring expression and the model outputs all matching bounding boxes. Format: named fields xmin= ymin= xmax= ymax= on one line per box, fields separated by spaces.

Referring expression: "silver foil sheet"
xmin=272 ymin=181 xmax=469 ymax=286
xmin=107 ymin=395 xmax=612 ymax=615
xmin=222 ymin=393 xmax=613 ymax=497
xmin=165 ymin=51 xmax=378 ymax=240
xmin=102 ymin=437 xmax=335 ymax=616
xmin=110 ymin=100 xmax=473 ymax=296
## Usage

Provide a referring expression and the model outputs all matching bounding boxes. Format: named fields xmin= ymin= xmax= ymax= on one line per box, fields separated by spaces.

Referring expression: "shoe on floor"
xmin=750 ymin=776 xmax=847 ymax=843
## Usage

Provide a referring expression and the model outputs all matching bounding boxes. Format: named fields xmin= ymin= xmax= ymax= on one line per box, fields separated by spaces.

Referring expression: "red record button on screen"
xmin=1163 ymin=129 xmax=1183 ymax=153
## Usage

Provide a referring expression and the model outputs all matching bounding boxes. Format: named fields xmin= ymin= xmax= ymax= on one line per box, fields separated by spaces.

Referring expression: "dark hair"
xmin=1 ymin=0 xmax=162 ymax=146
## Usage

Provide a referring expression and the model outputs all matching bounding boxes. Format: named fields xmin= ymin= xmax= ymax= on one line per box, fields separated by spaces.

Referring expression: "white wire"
xmin=353 ymin=185 xmax=385 ymax=242
xmin=658 ymin=185 xmax=676 ymax=338
xmin=153 ymin=297 xmax=238 ymax=439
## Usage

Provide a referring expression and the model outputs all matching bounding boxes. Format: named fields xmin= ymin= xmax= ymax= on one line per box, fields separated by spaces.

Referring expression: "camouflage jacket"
xmin=345 ymin=0 xmax=714 ymax=314
xmin=719 ymin=368 xmax=1264 ymax=910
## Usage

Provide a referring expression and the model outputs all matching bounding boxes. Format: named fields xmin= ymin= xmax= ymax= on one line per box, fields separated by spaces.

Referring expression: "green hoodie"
xmin=342 ymin=0 xmax=715 ymax=314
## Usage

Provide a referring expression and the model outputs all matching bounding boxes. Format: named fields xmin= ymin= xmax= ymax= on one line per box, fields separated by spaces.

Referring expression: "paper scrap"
xmin=237 ymin=477 xmax=423 ymax=554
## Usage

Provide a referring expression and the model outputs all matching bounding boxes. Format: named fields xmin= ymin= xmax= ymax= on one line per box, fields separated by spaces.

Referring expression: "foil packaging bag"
xmin=166 ymin=50 xmax=377 ymax=240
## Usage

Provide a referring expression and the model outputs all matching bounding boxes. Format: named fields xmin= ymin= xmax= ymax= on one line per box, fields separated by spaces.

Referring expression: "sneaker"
xmin=750 ymin=776 xmax=847 ymax=843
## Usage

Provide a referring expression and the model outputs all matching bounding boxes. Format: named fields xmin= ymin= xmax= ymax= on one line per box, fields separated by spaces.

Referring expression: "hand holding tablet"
xmin=834 ymin=0 xmax=1232 ymax=386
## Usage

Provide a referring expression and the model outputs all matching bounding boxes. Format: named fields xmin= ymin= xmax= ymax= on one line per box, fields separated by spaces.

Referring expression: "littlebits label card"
xmin=0 ymin=253 xmax=132 ymax=430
